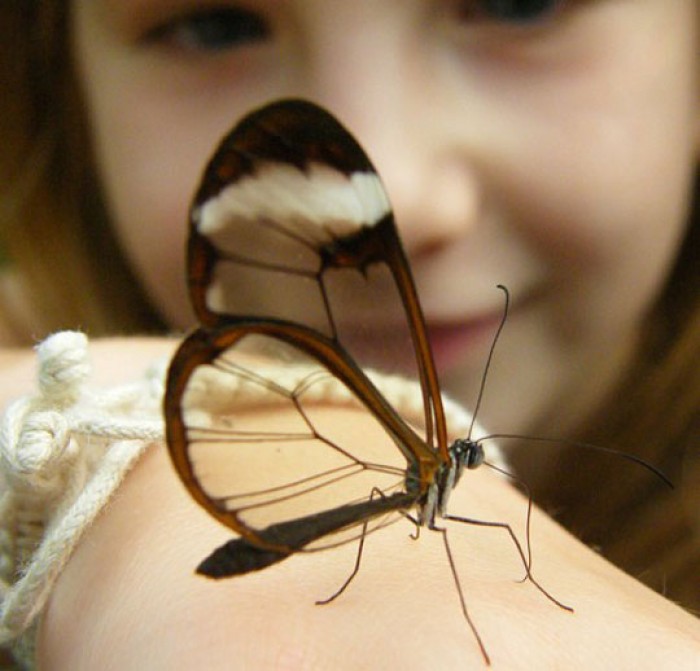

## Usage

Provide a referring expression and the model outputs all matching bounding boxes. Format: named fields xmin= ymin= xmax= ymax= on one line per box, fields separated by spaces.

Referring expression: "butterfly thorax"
xmin=404 ymin=438 xmax=484 ymax=526
xmin=436 ymin=439 xmax=485 ymax=517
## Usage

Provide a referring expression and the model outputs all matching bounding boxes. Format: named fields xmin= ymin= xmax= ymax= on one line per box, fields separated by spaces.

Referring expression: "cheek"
xmin=100 ymin=134 xmax=195 ymax=329
xmin=85 ymin=86 xmax=250 ymax=330
xmin=86 ymin=92 xmax=287 ymax=330
xmin=72 ymin=11 xmax=270 ymax=330
xmin=500 ymin=70 xmax=695 ymax=343
xmin=513 ymin=133 xmax=690 ymax=315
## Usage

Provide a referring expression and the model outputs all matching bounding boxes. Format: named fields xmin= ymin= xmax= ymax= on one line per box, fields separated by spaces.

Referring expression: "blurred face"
xmin=72 ymin=0 xmax=699 ymax=437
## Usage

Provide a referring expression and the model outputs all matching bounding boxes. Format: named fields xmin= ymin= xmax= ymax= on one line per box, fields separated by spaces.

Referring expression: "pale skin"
xmin=0 ymin=340 xmax=698 ymax=669
xmin=2 ymin=0 xmax=700 ymax=666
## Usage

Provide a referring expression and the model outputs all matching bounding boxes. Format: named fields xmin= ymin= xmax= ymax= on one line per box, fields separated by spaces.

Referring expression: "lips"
xmin=427 ymin=314 xmax=506 ymax=374
xmin=335 ymin=307 xmax=506 ymax=381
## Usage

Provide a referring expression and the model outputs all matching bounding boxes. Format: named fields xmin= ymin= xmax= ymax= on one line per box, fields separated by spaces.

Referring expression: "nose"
xmin=375 ymin=141 xmax=481 ymax=260
xmin=295 ymin=9 xmax=480 ymax=260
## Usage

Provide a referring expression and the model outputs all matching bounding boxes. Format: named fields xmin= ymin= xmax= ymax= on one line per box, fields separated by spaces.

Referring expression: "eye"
xmin=455 ymin=0 xmax=566 ymax=24
xmin=146 ymin=6 xmax=270 ymax=53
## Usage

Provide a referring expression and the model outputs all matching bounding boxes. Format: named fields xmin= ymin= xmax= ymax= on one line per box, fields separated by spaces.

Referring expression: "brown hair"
xmin=1 ymin=2 xmax=699 ymax=611
xmin=0 ymin=3 xmax=164 ymax=342
xmin=509 ymin=180 xmax=700 ymax=611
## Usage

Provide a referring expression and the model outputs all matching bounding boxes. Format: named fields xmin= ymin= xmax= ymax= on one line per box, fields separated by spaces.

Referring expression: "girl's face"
xmin=72 ymin=1 xmax=699 ymax=437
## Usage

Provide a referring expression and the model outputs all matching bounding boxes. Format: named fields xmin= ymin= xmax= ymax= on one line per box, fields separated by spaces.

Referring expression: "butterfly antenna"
xmin=468 ymin=285 xmax=510 ymax=439
xmin=479 ymin=434 xmax=674 ymax=489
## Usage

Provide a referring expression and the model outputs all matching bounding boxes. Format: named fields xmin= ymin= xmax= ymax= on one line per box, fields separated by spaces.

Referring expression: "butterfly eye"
xmin=467 ymin=442 xmax=485 ymax=469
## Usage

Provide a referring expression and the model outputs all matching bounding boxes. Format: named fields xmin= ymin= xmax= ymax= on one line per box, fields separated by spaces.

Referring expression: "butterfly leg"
xmin=430 ymin=522 xmax=491 ymax=666
xmin=315 ymin=486 xmax=384 ymax=606
xmin=482 ymin=461 xmax=535 ymax=577
xmin=404 ymin=512 xmax=421 ymax=540
xmin=441 ymin=513 xmax=573 ymax=612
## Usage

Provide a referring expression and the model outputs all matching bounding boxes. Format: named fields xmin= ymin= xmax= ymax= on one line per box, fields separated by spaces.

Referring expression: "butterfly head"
xmin=451 ymin=438 xmax=485 ymax=474
xmin=433 ymin=439 xmax=484 ymax=516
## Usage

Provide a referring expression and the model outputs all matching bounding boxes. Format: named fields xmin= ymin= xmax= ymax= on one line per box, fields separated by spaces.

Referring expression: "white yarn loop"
xmin=15 ymin=411 xmax=72 ymax=476
xmin=0 ymin=331 xmax=503 ymax=670
xmin=0 ymin=403 xmax=70 ymax=495
xmin=36 ymin=332 xmax=90 ymax=406
xmin=0 ymin=332 xmax=166 ymax=668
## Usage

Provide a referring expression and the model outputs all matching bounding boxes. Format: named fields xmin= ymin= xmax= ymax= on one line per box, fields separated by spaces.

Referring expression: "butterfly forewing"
xmin=189 ymin=100 xmax=387 ymax=332
xmin=187 ymin=100 xmax=447 ymax=453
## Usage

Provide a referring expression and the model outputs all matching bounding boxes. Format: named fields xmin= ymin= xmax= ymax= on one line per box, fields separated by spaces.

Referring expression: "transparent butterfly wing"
xmin=165 ymin=322 xmax=435 ymax=552
xmin=187 ymin=99 xmax=448 ymax=455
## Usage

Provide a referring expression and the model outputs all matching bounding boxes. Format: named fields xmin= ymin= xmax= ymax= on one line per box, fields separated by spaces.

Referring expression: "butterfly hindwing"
xmin=165 ymin=319 xmax=431 ymax=560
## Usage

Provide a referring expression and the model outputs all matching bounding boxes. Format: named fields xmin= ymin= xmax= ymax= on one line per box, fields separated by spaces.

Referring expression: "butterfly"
xmin=164 ymin=99 xmax=565 ymax=665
